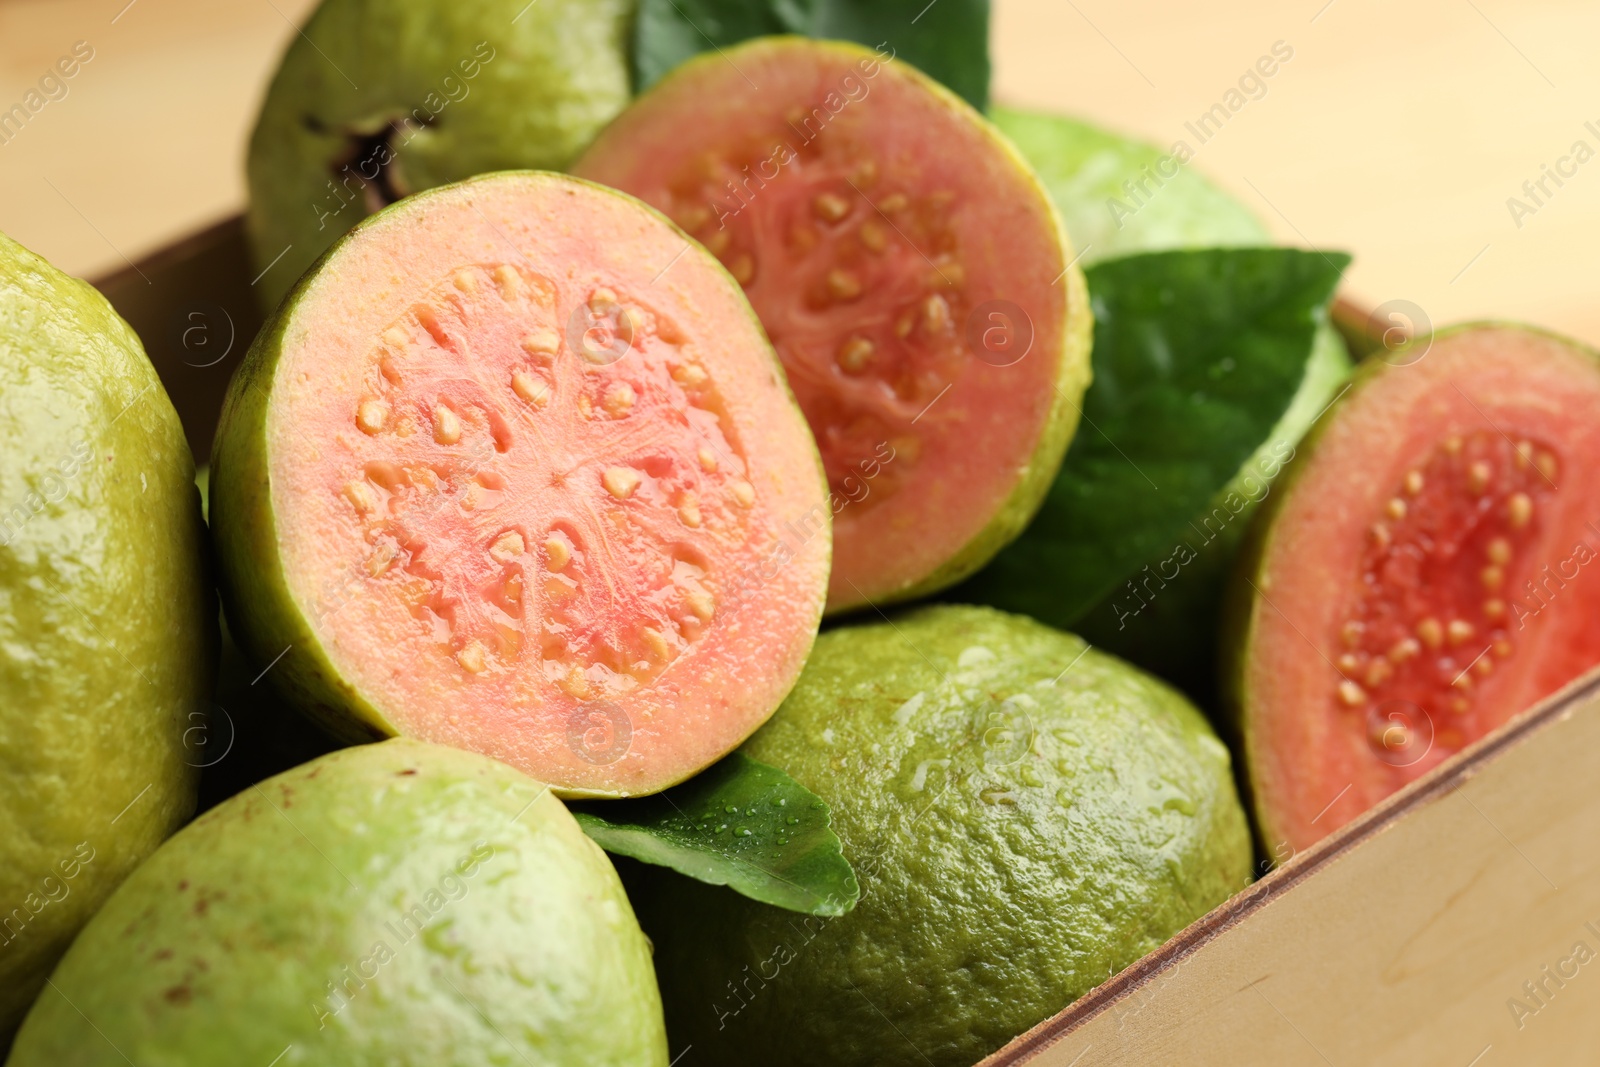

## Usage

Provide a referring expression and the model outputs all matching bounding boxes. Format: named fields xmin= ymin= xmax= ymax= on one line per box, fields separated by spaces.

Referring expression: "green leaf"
xmin=632 ymin=0 xmax=991 ymax=110
xmin=957 ymin=247 xmax=1350 ymax=627
xmin=570 ymin=753 xmax=860 ymax=917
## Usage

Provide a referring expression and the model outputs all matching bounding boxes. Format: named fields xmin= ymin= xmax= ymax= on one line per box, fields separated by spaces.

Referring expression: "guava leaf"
xmin=956 ymin=247 xmax=1350 ymax=628
xmin=632 ymin=0 xmax=991 ymax=110
xmin=570 ymin=753 xmax=860 ymax=916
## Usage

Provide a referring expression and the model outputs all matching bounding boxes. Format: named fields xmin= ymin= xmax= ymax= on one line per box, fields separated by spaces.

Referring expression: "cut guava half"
xmin=1227 ymin=324 xmax=1600 ymax=852
xmin=574 ymin=37 xmax=1092 ymax=613
xmin=211 ymin=171 xmax=830 ymax=798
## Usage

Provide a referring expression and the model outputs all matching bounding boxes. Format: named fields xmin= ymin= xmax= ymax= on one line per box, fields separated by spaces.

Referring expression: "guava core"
xmin=628 ymin=604 xmax=1252 ymax=1067
xmin=0 ymin=231 xmax=212 ymax=1037
xmin=575 ymin=38 xmax=1092 ymax=612
xmin=212 ymin=172 xmax=829 ymax=798
xmin=1228 ymin=324 xmax=1600 ymax=851
xmin=8 ymin=739 xmax=668 ymax=1066
xmin=247 ymin=0 xmax=634 ymax=308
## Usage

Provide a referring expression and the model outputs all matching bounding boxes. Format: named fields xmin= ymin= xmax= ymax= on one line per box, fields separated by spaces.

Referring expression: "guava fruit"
xmin=1225 ymin=324 xmax=1600 ymax=853
xmin=246 ymin=0 xmax=634 ymax=310
xmin=991 ymin=106 xmax=1270 ymax=265
xmin=211 ymin=171 xmax=830 ymax=798
xmin=0 ymin=231 xmax=213 ymax=1038
xmin=8 ymin=738 xmax=668 ymax=1066
xmin=574 ymin=38 xmax=1093 ymax=613
xmin=626 ymin=603 xmax=1252 ymax=1067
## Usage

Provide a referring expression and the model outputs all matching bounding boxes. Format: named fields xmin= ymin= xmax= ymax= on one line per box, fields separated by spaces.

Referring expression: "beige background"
xmin=1 ymin=0 xmax=1597 ymax=342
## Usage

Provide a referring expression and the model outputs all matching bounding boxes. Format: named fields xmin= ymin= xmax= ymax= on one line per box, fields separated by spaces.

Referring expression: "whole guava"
xmin=629 ymin=604 xmax=1252 ymax=1067
xmin=991 ymin=106 xmax=1270 ymax=265
xmin=9 ymin=738 xmax=669 ymax=1066
xmin=246 ymin=0 xmax=635 ymax=309
xmin=0 ymin=230 xmax=213 ymax=1040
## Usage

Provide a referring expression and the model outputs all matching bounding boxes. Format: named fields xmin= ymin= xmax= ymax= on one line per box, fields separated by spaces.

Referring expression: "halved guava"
xmin=574 ymin=38 xmax=1092 ymax=613
xmin=211 ymin=171 xmax=830 ymax=798
xmin=1227 ymin=324 xmax=1600 ymax=852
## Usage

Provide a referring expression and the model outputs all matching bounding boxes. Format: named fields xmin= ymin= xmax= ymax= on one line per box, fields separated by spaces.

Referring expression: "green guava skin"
xmin=216 ymin=182 xmax=474 ymax=754
xmin=0 ymin=232 xmax=212 ymax=1039
xmin=1075 ymin=322 xmax=1351 ymax=697
xmin=246 ymin=0 xmax=635 ymax=310
xmin=1220 ymin=346 xmax=1382 ymax=852
xmin=627 ymin=604 xmax=1251 ymax=1067
xmin=991 ymin=106 xmax=1270 ymax=266
xmin=190 ymin=465 xmax=342 ymax=813
xmin=9 ymin=738 xmax=669 ymax=1066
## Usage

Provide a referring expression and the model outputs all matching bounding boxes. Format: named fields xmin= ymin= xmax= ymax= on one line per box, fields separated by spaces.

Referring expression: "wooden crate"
xmin=93 ymin=220 xmax=1600 ymax=1067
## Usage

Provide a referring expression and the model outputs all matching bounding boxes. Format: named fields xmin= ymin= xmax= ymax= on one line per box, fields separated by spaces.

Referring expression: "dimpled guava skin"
xmin=247 ymin=0 xmax=634 ymax=308
xmin=9 ymin=738 xmax=669 ymax=1066
xmin=0 ymin=230 xmax=212 ymax=1041
xmin=628 ymin=604 xmax=1252 ymax=1067
xmin=990 ymin=106 xmax=1270 ymax=265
